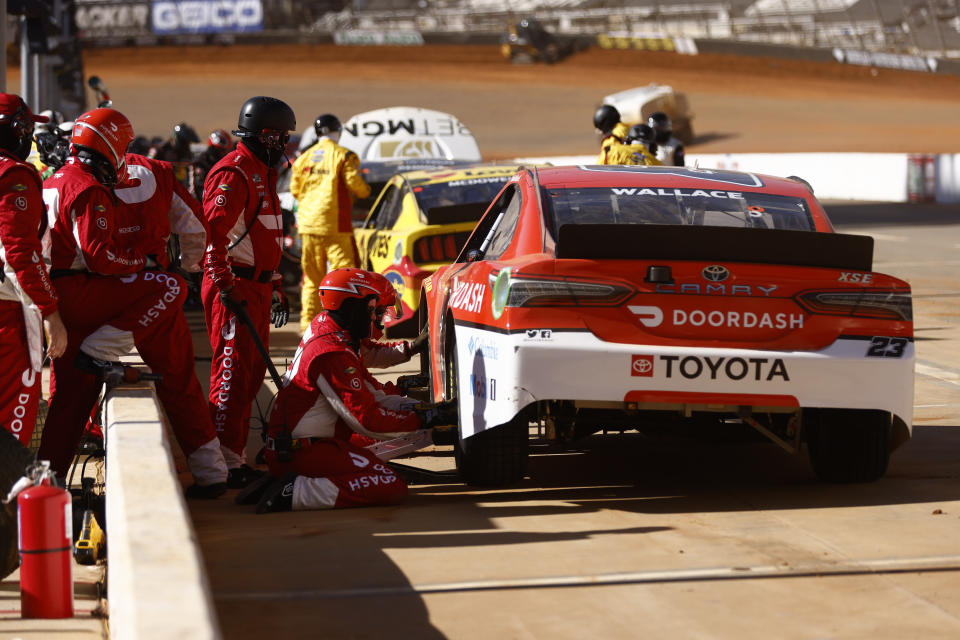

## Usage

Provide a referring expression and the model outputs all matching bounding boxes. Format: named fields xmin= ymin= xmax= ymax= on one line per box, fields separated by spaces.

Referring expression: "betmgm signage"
xmin=75 ymin=0 xmax=263 ymax=40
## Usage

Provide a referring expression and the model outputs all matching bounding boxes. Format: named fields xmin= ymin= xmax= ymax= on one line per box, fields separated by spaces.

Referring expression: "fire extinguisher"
xmin=4 ymin=460 xmax=73 ymax=618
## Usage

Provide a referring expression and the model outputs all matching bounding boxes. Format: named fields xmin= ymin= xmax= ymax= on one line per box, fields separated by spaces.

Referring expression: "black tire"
xmin=806 ymin=409 xmax=892 ymax=483
xmin=446 ymin=332 xmax=528 ymax=486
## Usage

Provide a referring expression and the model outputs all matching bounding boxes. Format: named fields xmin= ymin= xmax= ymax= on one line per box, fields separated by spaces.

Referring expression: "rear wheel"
xmin=446 ymin=331 xmax=528 ymax=486
xmin=806 ymin=409 xmax=892 ymax=483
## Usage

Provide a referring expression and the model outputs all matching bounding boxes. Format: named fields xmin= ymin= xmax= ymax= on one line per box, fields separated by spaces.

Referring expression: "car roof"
xmin=529 ymin=165 xmax=815 ymax=198
xmin=397 ymin=163 xmax=528 ymax=187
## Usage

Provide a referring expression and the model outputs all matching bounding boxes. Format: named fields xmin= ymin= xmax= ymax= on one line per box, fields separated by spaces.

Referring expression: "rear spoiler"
xmin=557 ymin=224 xmax=873 ymax=271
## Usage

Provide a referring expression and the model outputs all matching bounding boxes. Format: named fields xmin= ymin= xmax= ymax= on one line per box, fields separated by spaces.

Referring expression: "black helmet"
xmin=625 ymin=123 xmax=654 ymax=145
xmin=648 ymin=111 xmax=672 ymax=144
xmin=314 ymin=114 xmax=342 ymax=137
xmin=233 ymin=96 xmax=296 ymax=139
xmin=593 ymin=104 xmax=620 ymax=134
xmin=173 ymin=122 xmax=199 ymax=144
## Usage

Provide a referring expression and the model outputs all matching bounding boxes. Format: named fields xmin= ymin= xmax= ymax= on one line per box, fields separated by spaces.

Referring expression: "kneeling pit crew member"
xmin=256 ymin=268 xmax=453 ymax=513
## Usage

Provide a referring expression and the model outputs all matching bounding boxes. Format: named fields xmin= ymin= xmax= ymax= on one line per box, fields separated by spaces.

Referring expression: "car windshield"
xmin=412 ymin=176 xmax=511 ymax=220
xmin=544 ymin=186 xmax=816 ymax=235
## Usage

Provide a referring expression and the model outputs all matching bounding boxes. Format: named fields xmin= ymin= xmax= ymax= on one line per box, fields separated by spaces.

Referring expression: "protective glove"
xmin=408 ymin=326 xmax=428 ymax=356
xmin=219 ymin=287 xmax=245 ymax=316
xmin=271 ymin=290 xmax=290 ymax=328
xmin=414 ymin=399 xmax=458 ymax=430
xmin=397 ymin=374 xmax=429 ymax=395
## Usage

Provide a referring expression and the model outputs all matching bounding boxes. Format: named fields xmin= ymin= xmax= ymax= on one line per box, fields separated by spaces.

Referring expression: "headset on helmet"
xmin=314 ymin=114 xmax=342 ymax=138
xmin=318 ymin=268 xmax=380 ymax=312
xmin=593 ymin=104 xmax=620 ymax=135
xmin=625 ymin=123 xmax=654 ymax=145
xmin=71 ymin=107 xmax=134 ymax=184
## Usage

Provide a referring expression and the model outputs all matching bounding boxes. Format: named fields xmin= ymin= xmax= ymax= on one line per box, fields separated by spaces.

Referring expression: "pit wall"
xmin=515 ymin=152 xmax=960 ymax=203
xmin=104 ymin=386 xmax=222 ymax=640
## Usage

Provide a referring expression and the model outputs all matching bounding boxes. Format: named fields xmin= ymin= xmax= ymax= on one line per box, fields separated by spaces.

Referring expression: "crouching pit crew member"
xmin=0 ymin=94 xmax=66 ymax=446
xmin=201 ymin=96 xmax=294 ymax=489
xmin=254 ymin=268 xmax=454 ymax=513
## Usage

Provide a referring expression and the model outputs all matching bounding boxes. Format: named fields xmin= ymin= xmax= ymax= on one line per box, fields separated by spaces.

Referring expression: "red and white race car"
xmin=419 ymin=165 xmax=914 ymax=486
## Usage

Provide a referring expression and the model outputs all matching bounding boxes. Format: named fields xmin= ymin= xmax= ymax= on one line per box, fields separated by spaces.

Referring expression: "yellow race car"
xmin=355 ymin=163 xmax=524 ymax=336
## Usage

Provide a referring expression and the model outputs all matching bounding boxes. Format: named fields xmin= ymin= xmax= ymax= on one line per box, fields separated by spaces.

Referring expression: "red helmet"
xmin=208 ymin=128 xmax=232 ymax=150
xmin=71 ymin=108 xmax=134 ymax=182
xmin=318 ymin=268 xmax=380 ymax=311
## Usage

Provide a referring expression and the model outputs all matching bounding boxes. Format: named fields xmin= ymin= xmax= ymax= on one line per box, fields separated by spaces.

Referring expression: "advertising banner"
xmin=75 ymin=1 xmax=152 ymax=39
xmin=151 ymin=0 xmax=264 ymax=35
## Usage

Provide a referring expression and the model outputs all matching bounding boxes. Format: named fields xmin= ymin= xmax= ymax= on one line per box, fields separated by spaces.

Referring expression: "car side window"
xmin=480 ymin=187 xmax=522 ymax=260
xmin=369 ymin=184 xmax=403 ymax=230
xmin=381 ymin=183 xmax=409 ymax=229
xmin=457 ymin=185 xmax=517 ymax=263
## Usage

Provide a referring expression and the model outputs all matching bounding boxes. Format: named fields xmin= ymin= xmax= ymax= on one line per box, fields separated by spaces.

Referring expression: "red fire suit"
xmin=0 ymin=152 xmax=57 ymax=446
xmin=117 ymin=153 xmax=209 ymax=272
xmin=38 ymin=158 xmax=192 ymax=475
xmin=110 ymin=154 xmax=227 ymax=484
xmin=264 ymin=313 xmax=422 ymax=509
xmin=201 ymin=142 xmax=282 ymax=469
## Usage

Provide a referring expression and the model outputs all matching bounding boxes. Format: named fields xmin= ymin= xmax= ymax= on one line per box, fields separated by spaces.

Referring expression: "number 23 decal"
xmin=866 ymin=337 xmax=908 ymax=358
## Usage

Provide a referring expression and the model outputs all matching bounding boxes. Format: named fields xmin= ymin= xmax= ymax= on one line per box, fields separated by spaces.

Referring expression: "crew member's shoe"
xmin=234 ymin=471 xmax=276 ymax=505
xmin=256 ymin=474 xmax=296 ymax=514
xmin=184 ymin=482 xmax=227 ymax=500
xmin=227 ymin=464 xmax=264 ymax=489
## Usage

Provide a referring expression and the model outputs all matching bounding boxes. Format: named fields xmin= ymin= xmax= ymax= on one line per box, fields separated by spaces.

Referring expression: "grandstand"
xmin=313 ymin=0 xmax=960 ymax=57
xmin=71 ymin=0 xmax=960 ymax=58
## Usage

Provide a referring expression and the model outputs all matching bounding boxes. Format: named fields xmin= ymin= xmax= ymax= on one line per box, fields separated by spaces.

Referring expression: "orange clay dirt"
xmin=78 ymin=43 xmax=960 ymax=158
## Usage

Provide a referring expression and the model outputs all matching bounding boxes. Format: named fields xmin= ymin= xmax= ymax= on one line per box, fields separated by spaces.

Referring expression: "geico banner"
xmin=151 ymin=0 xmax=263 ymax=34
xmin=75 ymin=1 xmax=151 ymax=38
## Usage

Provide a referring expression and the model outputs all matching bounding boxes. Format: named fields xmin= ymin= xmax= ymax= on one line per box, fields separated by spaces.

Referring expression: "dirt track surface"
xmin=81 ymin=44 xmax=960 ymax=158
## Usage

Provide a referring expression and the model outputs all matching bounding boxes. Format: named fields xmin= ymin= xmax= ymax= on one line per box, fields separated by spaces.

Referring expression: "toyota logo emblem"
xmin=632 ymin=359 xmax=652 ymax=373
xmin=702 ymin=265 xmax=730 ymax=282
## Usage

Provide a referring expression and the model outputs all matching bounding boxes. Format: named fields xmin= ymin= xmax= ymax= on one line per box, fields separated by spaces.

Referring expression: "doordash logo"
xmin=628 ymin=305 xmax=663 ymax=327
xmin=631 ymin=355 xmax=654 ymax=377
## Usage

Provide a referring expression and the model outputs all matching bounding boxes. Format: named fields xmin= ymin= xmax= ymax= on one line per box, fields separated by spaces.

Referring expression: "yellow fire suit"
xmin=605 ymin=142 xmax=663 ymax=166
xmin=597 ymin=122 xmax=630 ymax=165
xmin=290 ymin=138 xmax=371 ymax=331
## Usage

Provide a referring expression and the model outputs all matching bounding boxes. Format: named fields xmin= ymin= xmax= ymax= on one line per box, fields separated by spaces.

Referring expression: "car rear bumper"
xmin=452 ymin=323 xmax=914 ymax=440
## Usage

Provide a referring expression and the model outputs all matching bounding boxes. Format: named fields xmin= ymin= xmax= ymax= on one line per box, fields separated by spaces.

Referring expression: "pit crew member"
xmin=606 ymin=124 xmax=662 ymax=167
xmin=0 ymin=94 xmax=66 ymax=446
xmin=648 ymin=111 xmax=685 ymax=167
xmin=290 ymin=113 xmax=371 ymax=332
xmin=37 ymin=108 xmax=207 ymax=482
xmin=255 ymin=268 xmax=453 ymax=513
xmin=201 ymin=96 xmax=294 ymax=488
xmin=594 ymin=104 xmax=629 ymax=165
xmin=115 ymin=151 xmax=229 ymax=495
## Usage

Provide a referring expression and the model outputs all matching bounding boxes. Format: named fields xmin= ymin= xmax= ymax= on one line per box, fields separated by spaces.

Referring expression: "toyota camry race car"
xmin=420 ymin=165 xmax=914 ymax=486
xmin=355 ymin=164 xmax=526 ymax=336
